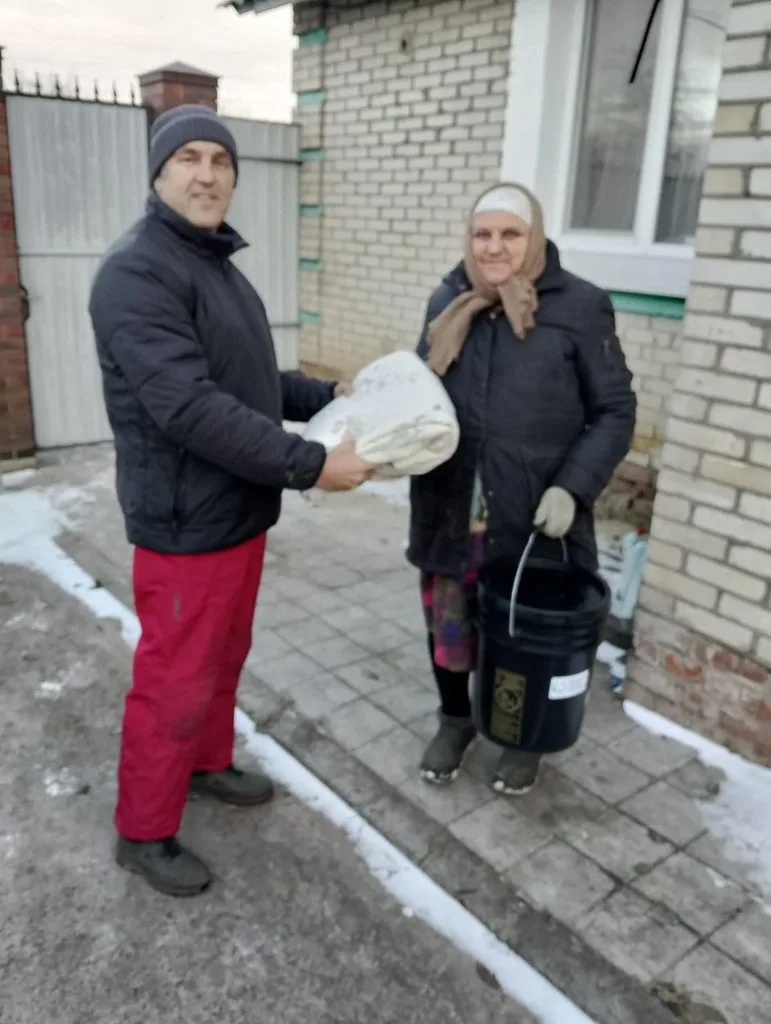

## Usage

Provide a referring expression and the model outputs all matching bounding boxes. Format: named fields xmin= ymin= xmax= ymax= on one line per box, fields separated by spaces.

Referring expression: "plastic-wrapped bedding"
xmin=303 ymin=351 xmax=460 ymax=479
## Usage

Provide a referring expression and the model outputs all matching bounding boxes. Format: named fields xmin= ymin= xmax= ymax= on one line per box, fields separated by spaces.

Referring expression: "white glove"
xmin=534 ymin=487 xmax=576 ymax=539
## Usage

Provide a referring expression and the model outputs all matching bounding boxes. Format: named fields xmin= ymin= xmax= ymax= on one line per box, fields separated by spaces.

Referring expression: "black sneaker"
xmin=190 ymin=765 xmax=275 ymax=807
xmin=419 ymin=713 xmax=477 ymax=785
xmin=115 ymin=836 xmax=212 ymax=897
xmin=492 ymin=750 xmax=541 ymax=795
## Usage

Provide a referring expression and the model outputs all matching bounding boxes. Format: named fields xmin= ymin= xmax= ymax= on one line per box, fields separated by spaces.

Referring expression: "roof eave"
xmin=218 ymin=0 xmax=307 ymax=14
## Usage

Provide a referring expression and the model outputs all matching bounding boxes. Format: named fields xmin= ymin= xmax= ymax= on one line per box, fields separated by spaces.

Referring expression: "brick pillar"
xmin=0 ymin=48 xmax=35 ymax=464
xmin=138 ymin=62 xmax=219 ymax=117
xmin=627 ymin=0 xmax=771 ymax=766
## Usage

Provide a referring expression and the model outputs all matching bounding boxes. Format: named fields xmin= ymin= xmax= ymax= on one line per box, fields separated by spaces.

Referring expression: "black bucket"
xmin=472 ymin=532 xmax=610 ymax=754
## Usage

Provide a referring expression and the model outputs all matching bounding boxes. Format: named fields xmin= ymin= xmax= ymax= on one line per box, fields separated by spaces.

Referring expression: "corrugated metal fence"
xmin=226 ymin=117 xmax=300 ymax=376
xmin=6 ymin=94 xmax=300 ymax=448
xmin=7 ymin=97 xmax=148 ymax=447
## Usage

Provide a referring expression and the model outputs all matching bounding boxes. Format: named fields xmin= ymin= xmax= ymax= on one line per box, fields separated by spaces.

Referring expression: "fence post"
xmin=0 ymin=47 xmax=36 ymax=468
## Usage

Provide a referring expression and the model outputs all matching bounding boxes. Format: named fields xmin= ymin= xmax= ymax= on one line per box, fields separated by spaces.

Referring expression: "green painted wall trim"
xmin=610 ymin=291 xmax=686 ymax=320
xmin=297 ymin=28 xmax=328 ymax=46
xmin=297 ymin=89 xmax=326 ymax=108
xmin=300 ymin=147 xmax=325 ymax=163
xmin=300 ymin=204 xmax=325 ymax=218
xmin=299 ymin=258 xmax=324 ymax=272
xmin=300 ymin=310 xmax=322 ymax=325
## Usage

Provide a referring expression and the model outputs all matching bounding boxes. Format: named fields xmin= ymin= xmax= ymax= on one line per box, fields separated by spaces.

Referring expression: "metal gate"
xmin=7 ymin=94 xmax=149 ymax=447
xmin=225 ymin=117 xmax=301 ymax=373
xmin=7 ymin=95 xmax=300 ymax=449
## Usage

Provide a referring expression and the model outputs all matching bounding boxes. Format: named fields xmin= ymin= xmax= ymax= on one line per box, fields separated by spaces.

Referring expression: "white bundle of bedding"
xmin=303 ymin=351 xmax=460 ymax=478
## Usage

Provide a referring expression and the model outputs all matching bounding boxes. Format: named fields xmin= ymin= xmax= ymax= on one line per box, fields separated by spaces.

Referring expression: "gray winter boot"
xmin=419 ymin=713 xmax=477 ymax=785
xmin=492 ymin=750 xmax=541 ymax=795
xmin=115 ymin=836 xmax=212 ymax=897
xmin=189 ymin=765 xmax=274 ymax=807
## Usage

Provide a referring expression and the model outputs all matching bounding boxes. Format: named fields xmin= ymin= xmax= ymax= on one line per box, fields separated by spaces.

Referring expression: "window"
xmin=569 ymin=0 xmax=662 ymax=234
xmin=501 ymin=0 xmax=731 ymax=297
xmin=656 ymin=2 xmax=729 ymax=244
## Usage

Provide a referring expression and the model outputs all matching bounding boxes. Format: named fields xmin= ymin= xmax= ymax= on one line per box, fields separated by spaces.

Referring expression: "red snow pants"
xmin=115 ymin=533 xmax=267 ymax=841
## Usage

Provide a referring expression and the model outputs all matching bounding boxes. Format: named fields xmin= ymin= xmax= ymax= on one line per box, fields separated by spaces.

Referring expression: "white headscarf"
xmin=473 ymin=185 xmax=533 ymax=226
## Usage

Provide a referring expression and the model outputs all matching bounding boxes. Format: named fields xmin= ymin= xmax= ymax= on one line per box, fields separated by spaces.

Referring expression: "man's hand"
xmin=316 ymin=438 xmax=375 ymax=492
xmin=334 ymin=382 xmax=353 ymax=398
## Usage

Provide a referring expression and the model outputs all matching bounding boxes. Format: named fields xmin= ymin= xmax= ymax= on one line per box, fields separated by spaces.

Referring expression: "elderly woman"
xmin=409 ymin=183 xmax=636 ymax=795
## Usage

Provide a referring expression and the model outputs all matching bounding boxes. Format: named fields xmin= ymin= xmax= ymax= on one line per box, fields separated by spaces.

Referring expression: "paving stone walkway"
xmin=244 ymin=487 xmax=771 ymax=1023
xmin=7 ymin=444 xmax=771 ymax=1024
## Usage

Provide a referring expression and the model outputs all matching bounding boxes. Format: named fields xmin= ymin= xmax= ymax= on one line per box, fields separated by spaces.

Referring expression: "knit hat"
xmin=148 ymin=104 xmax=238 ymax=183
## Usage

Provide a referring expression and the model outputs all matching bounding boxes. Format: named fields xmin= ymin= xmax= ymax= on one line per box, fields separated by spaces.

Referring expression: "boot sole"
xmin=188 ymin=786 xmax=275 ymax=807
xmin=115 ymin=852 xmax=212 ymax=898
xmin=492 ymin=776 xmax=539 ymax=797
xmin=420 ymin=767 xmax=460 ymax=786
xmin=419 ymin=740 xmax=474 ymax=787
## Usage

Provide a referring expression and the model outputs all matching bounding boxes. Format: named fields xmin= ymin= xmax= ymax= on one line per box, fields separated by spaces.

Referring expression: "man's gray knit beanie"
xmin=148 ymin=104 xmax=238 ymax=183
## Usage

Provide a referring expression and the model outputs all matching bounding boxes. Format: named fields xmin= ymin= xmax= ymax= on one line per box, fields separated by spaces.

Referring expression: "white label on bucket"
xmin=548 ymin=670 xmax=590 ymax=701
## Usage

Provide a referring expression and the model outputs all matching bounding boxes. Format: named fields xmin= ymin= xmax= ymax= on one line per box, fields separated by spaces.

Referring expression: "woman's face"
xmin=471 ymin=211 xmax=530 ymax=287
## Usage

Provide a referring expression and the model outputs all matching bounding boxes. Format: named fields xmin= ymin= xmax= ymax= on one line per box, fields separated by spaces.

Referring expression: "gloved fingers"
xmin=541 ymin=517 xmax=563 ymax=539
xmin=549 ymin=505 xmax=576 ymax=538
xmin=533 ymin=489 xmax=575 ymax=538
xmin=533 ymin=493 xmax=549 ymax=525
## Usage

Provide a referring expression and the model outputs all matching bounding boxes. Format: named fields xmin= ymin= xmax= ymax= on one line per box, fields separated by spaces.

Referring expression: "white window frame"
xmin=500 ymin=0 xmax=722 ymax=298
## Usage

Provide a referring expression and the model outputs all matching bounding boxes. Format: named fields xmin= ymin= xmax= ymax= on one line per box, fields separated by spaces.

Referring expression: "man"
xmin=89 ymin=104 xmax=372 ymax=897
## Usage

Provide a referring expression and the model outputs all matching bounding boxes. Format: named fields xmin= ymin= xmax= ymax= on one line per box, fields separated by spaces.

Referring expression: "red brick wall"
xmin=138 ymin=68 xmax=219 ymax=118
xmin=140 ymin=79 xmax=218 ymax=115
xmin=0 ymin=87 xmax=34 ymax=462
xmin=595 ymin=458 xmax=658 ymax=530
xmin=632 ymin=610 xmax=770 ymax=768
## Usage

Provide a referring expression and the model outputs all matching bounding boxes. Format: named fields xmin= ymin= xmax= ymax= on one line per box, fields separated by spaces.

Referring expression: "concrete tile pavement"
xmin=6 ymin=443 xmax=771 ymax=1024
xmin=0 ymin=563 xmax=540 ymax=1024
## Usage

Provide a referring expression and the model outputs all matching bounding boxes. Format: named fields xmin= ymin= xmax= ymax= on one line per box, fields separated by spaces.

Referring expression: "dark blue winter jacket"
xmin=408 ymin=242 xmax=636 ymax=576
xmin=89 ymin=194 xmax=332 ymax=554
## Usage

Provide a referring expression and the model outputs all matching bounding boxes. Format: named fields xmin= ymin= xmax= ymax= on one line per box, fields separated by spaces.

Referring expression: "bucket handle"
xmin=508 ymin=531 xmax=569 ymax=638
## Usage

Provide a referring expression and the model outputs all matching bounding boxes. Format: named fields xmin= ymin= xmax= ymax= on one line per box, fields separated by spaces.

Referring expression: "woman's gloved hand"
xmin=534 ymin=487 xmax=576 ymax=538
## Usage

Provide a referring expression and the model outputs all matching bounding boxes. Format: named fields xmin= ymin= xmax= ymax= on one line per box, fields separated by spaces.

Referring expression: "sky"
xmin=0 ymin=0 xmax=295 ymax=121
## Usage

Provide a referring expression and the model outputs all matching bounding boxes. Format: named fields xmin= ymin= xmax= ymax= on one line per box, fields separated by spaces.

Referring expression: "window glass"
xmin=656 ymin=0 xmax=730 ymax=244
xmin=569 ymin=0 xmax=662 ymax=233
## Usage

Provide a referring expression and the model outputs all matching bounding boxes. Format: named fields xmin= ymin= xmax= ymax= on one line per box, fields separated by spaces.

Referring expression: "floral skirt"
xmin=420 ymin=533 xmax=485 ymax=673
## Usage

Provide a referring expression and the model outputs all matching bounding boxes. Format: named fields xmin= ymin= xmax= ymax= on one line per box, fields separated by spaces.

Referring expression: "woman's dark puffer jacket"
xmin=408 ymin=241 xmax=636 ymax=578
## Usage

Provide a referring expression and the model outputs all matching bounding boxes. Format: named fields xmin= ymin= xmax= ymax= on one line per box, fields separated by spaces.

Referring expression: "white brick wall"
xmin=294 ymin=14 xmax=770 ymax=734
xmin=640 ymin=0 xmax=771 ymax=664
xmin=703 ymin=167 xmax=744 ymax=194
xmin=727 ymin=0 xmax=771 ymax=35
xmin=631 ymin=0 xmax=771 ymax=764
xmin=292 ymin=0 xmax=686 ymax=460
xmin=607 ymin=313 xmax=683 ymax=458
xmin=731 ymin=289 xmax=771 ymax=318
xmin=293 ymin=0 xmax=512 ymax=376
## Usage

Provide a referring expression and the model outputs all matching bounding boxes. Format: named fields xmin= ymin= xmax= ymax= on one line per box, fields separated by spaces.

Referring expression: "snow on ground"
xmin=1 ymin=468 xmax=38 ymax=488
xmin=4 ymin=481 xmax=770 ymax=919
xmin=359 ymin=477 xmax=410 ymax=507
xmin=626 ymin=702 xmax=771 ymax=903
xmin=238 ymin=714 xmax=596 ymax=1024
xmin=0 ymin=489 xmax=139 ymax=648
xmin=0 ymin=483 xmax=595 ymax=1024
xmin=0 ymin=488 xmax=60 ymax=548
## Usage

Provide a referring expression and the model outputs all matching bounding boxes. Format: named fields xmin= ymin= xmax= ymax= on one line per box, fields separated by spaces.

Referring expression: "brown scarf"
xmin=427 ymin=183 xmax=547 ymax=377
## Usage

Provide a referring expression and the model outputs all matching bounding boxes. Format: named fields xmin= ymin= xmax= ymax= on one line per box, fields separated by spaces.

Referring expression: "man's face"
xmin=154 ymin=141 xmax=236 ymax=230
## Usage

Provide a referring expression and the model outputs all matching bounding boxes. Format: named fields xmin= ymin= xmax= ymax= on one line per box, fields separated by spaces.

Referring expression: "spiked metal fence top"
xmin=5 ymin=69 xmax=142 ymax=107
